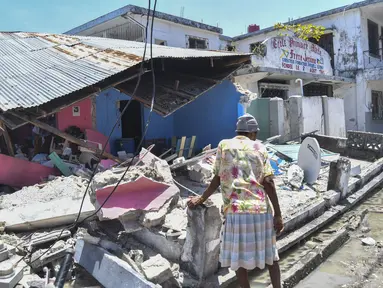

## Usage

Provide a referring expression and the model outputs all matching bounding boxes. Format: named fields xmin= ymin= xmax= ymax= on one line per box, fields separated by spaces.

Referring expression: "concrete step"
xmin=220 ymin=172 xmax=383 ymax=288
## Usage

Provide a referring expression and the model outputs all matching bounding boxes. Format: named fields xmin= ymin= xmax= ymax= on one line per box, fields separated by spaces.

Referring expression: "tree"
xmin=274 ymin=23 xmax=325 ymax=41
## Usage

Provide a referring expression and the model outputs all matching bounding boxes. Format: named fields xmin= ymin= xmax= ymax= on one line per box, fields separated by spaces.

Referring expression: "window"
xmin=226 ymin=45 xmax=235 ymax=51
xmin=372 ymin=90 xmax=383 ymax=120
xmin=259 ymin=81 xmax=289 ymax=100
xmin=186 ymin=35 xmax=208 ymax=49
xmin=250 ymin=41 xmax=266 ymax=56
xmin=368 ymin=20 xmax=380 ymax=57
xmin=303 ymin=83 xmax=333 ymax=97
xmin=309 ymin=33 xmax=334 ymax=69
xmin=155 ymin=39 xmax=167 ymax=46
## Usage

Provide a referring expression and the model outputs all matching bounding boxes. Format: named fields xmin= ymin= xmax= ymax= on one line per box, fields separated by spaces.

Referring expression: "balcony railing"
xmin=364 ymin=47 xmax=383 ymax=70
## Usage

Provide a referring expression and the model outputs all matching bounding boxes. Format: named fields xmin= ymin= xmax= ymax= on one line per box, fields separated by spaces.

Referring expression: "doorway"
xmin=119 ymin=100 xmax=142 ymax=143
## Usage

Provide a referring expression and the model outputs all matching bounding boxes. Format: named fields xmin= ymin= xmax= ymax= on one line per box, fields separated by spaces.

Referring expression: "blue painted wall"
xmin=173 ymin=80 xmax=242 ymax=151
xmin=96 ymin=81 xmax=243 ymax=155
xmin=142 ymin=108 xmax=174 ymax=140
xmin=96 ymin=88 xmax=174 ymax=155
xmin=96 ymin=88 xmax=128 ymax=155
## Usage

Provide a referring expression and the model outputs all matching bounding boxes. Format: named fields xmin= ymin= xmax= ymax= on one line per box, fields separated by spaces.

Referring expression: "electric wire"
xmin=18 ymin=0 xmax=157 ymax=269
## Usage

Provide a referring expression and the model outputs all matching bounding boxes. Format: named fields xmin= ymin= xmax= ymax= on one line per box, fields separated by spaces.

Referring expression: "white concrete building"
xmin=231 ymin=0 xmax=383 ymax=133
xmin=65 ymin=5 xmax=230 ymax=51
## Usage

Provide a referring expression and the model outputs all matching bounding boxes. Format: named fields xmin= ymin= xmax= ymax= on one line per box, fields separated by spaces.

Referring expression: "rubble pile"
xmin=0 ymin=146 xmax=225 ymax=287
xmin=187 ymin=155 xmax=215 ymax=185
xmin=0 ymin=135 xmax=355 ymax=287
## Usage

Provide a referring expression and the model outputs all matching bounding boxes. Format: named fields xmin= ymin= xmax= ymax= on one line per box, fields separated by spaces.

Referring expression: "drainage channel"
xmin=228 ymin=187 xmax=383 ymax=288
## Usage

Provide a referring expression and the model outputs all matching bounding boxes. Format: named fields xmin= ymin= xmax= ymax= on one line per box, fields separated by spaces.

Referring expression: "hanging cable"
xmin=20 ymin=0 xmax=158 ymax=269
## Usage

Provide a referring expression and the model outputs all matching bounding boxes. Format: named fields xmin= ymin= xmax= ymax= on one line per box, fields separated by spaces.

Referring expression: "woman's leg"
xmin=236 ymin=268 xmax=250 ymax=288
xmin=267 ymin=261 xmax=281 ymax=288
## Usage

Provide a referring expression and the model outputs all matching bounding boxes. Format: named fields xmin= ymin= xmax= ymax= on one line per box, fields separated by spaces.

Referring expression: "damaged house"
xmin=0 ymin=31 xmax=251 ymax=287
xmin=66 ymin=1 xmax=383 ymax=137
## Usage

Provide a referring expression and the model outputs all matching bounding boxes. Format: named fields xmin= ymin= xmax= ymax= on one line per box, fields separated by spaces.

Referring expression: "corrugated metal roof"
xmin=0 ymin=32 xmax=247 ymax=112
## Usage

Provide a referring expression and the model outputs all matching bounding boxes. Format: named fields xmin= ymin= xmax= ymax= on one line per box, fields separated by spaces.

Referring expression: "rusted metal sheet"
xmin=0 ymin=32 xmax=248 ymax=113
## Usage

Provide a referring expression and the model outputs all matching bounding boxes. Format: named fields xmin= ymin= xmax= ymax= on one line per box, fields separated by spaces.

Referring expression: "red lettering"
xmin=282 ymin=63 xmax=293 ymax=69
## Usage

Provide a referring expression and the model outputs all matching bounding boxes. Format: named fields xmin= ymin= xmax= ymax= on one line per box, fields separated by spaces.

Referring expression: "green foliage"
xmin=251 ymin=42 xmax=266 ymax=56
xmin=274 ymin=23 xmax=325 ymax=41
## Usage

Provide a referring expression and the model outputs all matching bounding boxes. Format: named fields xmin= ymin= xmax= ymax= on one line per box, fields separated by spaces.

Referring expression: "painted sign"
xmin=253 ymin=36 xmax=333 ymax=76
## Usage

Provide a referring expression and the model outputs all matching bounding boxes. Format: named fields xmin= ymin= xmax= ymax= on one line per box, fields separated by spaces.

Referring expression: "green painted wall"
xmin=247 ymin=98 xmax=270 ymax=140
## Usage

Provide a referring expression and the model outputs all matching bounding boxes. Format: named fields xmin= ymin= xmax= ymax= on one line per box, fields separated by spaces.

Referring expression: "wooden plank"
xmin=9 ymin=111 xmax=121 ymax=163
xmin=158 ymin=85 xmax=193 ymax=99
xmin=0 ymin=120 xmax=14 ymax=156
xmin=183 ymin=137 xmax=192 ymax=159
xmin=178 ymin=136 xmax=186 ymax=158
xmin=188 ymin=136 xmax=197 ymax=159
xmin=165 ymin=153 xmax=178 ymax=162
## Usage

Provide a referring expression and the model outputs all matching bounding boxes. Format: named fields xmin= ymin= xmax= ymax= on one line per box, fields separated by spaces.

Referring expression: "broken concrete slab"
xmin=74 ymin=240 xmax=157 ymax=288
xmin=0 ymin=175 xmax=96 ymax=232
xmin=181 ymin=198 xmax=222 ymax=280
xmin=0 ymin=262 xmax=23 ymax=288
xmin=163 ymin=208 xmax=187 ymax=232
xmin=139 ymin=193 xmax=179 ymax=229
xmin=361 ymin=237 xmax=376 ymax=246
xmin=29 ymin=230 xmax=72 ymax=248
xmin=30 ymin=240 xmax=70 ymax=270
xmin=132 ymin=227 xmax=183 ymax=263
xmin=0 ymin=194 xmax=95 ymax=232
xmin=94 ymin=176 xmax=179 ymax=221
xmin=327 ymin=157 xmax=351 ymax=199
xmin=141 ymin=254 xmax=173 ymax=284
xmin=139 ymin=148 xmax=174 ymax=185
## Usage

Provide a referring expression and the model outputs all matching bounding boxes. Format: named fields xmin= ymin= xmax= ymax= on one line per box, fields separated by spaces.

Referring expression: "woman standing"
xmin=188 ymin=114 xmax=284 ymax=288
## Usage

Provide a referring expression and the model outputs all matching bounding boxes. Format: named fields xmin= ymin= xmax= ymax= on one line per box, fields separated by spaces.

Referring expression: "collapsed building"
xmin=0 ymin=31 xmax=383 ymax=288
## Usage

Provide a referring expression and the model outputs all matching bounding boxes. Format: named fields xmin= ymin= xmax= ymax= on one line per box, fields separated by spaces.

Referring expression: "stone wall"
xmin=346 ymin=131 xmax=383 ymax=161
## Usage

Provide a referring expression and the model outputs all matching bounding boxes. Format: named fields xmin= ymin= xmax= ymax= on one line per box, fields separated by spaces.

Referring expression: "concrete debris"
xmin=234 ymin=83 xmax=257 ymax=105
xmin=0 ymin=262 xmax=23 ymax=288
xmin=141 ymin=254 xmax=173 ymax=284
xmin=0 ymin=176 xmax=88 ymax=209
xmin=139 ymin=194 xmax=179 ymax=229
xmin=75 ymin=240 xmax=157 ymax=288
xmin=128 ymin=250 xmax=144 ymax=266
xmin=163 ymin=208 xmax=188 ymax=232
xmin=181 ymin=194 xmax=223 ymax=280
xmin=287 ymin=164 xmax=304 ymax=189
xmin=30 ymin=240 xmax=70 ymax=269
xmin=29 ymin=229 xmax=72 ymax=248
xmin=188 ymin=157 xmax=216 ymax=185
xmin=173 ymin=157 xmax=185 ymax=165
xmin=1 ymin=129 xmax=380 ymax=288
xmin=361 ymin=237 xmax=376 ymax=246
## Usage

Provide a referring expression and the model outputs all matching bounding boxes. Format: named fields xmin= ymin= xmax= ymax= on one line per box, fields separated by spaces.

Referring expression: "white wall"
xmin=131 ymin=15 xmax=222 ymax=50
xmin=234 ymin=10 xmax=363 ymax=74
xmin=302 ymin=97 xmax=325 ymax=134
xmin=323 ymin=97 xmax=346 ymax=137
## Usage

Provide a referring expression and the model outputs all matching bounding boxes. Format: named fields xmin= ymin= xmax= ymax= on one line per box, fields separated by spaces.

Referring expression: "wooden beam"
xmin=158 ymin=85 xmax=193 ymax=99
xmin=176 ymin=73 xmax=220 ymax=84
xmin=0 ymin=121 xmax=14 ymax=156
xmin=9 ymin=111 xmax=121 ymax=163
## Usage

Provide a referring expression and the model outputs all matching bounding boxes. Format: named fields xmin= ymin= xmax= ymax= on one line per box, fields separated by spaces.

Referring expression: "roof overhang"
xmin=0 ymin=32 xmax=250 ymax=129
xmin=234 ymin=65 xmax=355 ymax=85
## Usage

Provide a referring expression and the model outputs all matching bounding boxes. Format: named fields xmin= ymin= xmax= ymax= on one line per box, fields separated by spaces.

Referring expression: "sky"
xmin=0 ymin=0 xmax=358 ymax=36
